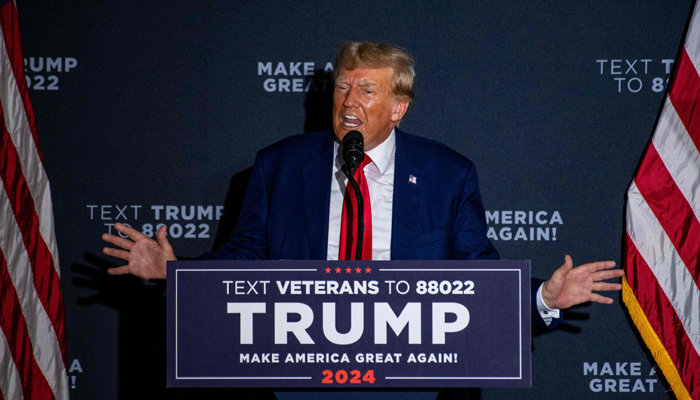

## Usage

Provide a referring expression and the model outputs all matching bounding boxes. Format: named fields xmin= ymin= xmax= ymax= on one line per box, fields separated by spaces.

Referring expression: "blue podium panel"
xmin=166 ymin=260 xmax=531 ymax=388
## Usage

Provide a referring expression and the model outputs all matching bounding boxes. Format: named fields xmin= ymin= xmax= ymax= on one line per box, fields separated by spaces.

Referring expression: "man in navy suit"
xmin=102 ymin=41 xmax=623 ymax=326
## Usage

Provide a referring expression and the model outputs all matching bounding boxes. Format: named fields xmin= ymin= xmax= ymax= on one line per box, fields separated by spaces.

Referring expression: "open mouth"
xmin=341 ymin=115 xmax=363 ymax=129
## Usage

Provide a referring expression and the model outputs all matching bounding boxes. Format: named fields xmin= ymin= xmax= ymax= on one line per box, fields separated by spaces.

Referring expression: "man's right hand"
xmin=102 ymin=223 xmax=176 ymax=280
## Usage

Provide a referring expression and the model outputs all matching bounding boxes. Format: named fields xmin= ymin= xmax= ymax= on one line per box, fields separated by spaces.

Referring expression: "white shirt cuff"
xmin=536 ymin=283 xmax=560 ymax=326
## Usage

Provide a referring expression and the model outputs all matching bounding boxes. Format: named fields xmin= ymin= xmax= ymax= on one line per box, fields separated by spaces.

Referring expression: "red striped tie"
xmin=338 ymin=155 xmax=373 ymax=260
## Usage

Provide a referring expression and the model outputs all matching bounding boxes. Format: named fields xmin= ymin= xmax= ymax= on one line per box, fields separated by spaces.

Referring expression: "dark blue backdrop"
xmin=16 ymin=1 xmax=693 ymax=399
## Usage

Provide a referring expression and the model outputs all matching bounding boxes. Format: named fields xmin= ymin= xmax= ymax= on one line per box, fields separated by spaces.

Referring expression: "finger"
xmin=592 ymin=269 xmax=625 ymax=281
xmin=114 ymin=222 xmax=151 ymax=242
xmin=562 ymin=255 xmax=574 ymax=271
xmin=107 ymin=265 xmax=132 ymax=275
xmin=103 ymin=247 xmax=131 ymax=261
xmin=589 ymin=293 xmax=614 ymax=305
xmin=156 ymin=225 xmax=174 ymax=254
xmin=592 ymin=282 xmax=623 ymax=292
xmin=551 ymin=255 xmax=574 ymax=282
xmin=587 ymin=261 xmax=617 ymax=272
xmin=102 ymin=233 xmax=134 ymax=250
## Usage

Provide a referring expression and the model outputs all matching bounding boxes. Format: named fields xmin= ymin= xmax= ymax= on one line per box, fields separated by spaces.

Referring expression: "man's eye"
xmin=365 ymin=90 xmax=373 ymax=94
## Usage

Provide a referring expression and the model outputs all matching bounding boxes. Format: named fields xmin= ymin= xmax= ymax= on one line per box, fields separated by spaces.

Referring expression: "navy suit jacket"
xmin=200 ymin=128 xmax=558 ymax=327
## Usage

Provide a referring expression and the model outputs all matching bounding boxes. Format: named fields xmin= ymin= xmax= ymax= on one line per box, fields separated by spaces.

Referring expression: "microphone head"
xmin=342 ymin=130 xmax=365 ymax=173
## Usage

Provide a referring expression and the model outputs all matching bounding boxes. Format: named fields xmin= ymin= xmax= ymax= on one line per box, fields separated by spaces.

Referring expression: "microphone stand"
xmin=343 ymin=164 xmax=364 ymax=260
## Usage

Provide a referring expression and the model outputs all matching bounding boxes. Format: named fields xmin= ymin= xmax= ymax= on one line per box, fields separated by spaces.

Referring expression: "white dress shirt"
xmin=326 ymin=129 xmax=396 ymax=261
xmin=324 ymin=129 xmax=559 ymax=324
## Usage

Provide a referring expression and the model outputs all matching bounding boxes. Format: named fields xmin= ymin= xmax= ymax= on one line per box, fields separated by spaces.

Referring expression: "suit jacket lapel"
xmin=302 ymin=131 xmax=334 ymax=260
xmin=391 ymin=129 xmax=423 ymax=260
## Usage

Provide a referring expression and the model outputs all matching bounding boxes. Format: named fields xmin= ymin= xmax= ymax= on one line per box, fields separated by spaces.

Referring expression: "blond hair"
xmin=334 ymin=41 xmax=415 ymax=104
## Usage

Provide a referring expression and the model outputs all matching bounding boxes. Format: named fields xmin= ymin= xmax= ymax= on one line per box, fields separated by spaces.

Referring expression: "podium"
xmin=166 ymin=260 xmax=531 ymax=388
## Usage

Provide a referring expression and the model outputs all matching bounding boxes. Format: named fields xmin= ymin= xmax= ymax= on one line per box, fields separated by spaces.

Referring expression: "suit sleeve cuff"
xmin=536 ymin=283 xmax=561 ymax=326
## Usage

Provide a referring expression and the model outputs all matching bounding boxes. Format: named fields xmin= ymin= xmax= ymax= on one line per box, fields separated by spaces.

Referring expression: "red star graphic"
xmin=335 ymin=267 xmax=341 ymax=273
xmin=365 ymin=267 xmax=371 ymax=273
xmin=355 ymin=267 xmax=362 ymax=273
xmin=325 ymin=267 xmax=331 ymax=273
xmin=345 ymin=267 xmax=352 ymax=273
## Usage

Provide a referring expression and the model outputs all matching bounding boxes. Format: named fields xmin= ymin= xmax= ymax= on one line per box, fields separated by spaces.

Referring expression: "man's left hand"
xmin=541 ymin=255 xmax=625 ymax=310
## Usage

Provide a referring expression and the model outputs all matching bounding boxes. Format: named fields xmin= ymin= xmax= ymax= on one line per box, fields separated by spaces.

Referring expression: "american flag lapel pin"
xmin=409 ymin=175 xmax=417 ymax=184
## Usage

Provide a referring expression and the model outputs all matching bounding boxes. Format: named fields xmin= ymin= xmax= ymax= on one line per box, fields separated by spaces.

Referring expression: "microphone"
xmin=342 ymin=130 xmax=365 ymax=174
xmin=340 ymin=130 xmax=365 ymax=260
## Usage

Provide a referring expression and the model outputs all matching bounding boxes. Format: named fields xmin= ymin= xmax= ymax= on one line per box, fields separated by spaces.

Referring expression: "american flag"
xmin=0 ymin=0 xmax=69 ymax=399
xmin=623 ymin=2 xmax=700 ymax=399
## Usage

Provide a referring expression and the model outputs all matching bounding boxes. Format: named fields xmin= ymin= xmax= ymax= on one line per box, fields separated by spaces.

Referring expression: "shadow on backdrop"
xmin=73 ymin=254 xmax=167 ymax=399
xmin=212 ymin=168 xmax=252 ymax=250
xmin=303 ymin=69 xmax=334 ymax=134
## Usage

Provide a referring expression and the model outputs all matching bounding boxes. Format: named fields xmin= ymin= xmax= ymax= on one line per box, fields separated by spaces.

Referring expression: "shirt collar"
xmin=334 ymin=128 xmax=396 ymax=175
xmin=366 ymin=128 xmax=395 ymax=175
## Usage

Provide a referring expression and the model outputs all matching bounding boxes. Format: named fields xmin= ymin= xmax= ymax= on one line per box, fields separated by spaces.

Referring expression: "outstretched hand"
xmin=541 ymin=255 xmax=624 ymax=310
xmin=102 ymin=223 xmax=176 ymax=280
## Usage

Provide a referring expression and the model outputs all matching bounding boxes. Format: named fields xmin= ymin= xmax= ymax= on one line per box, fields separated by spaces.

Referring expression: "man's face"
xmin=333 ymin=67 xmax=409 ymax=151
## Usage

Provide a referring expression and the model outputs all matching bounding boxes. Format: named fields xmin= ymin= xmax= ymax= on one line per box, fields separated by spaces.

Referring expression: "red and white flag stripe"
xmin=0 ymin=7 xmax=60 ymax=275
xmin=624 ymin=2 xmax=700 ymax=399
xmin=0 ymin=1 xmax=69 ymax=399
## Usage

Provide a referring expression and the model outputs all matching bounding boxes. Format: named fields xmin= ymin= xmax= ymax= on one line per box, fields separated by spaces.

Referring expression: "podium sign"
xmin=166 ymin=260 xmax=531 ymax=388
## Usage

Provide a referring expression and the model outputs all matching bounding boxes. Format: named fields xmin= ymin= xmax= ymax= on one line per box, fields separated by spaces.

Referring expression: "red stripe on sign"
xmin=0 ymin=110 xmax=67 ymax=365
xmin=0 ymin=0 xmax=43 ymax=162
xmin=669 ymin=49 xmax=700 ymax=152
xmin=625 ymin=234 xmax=700 ymax=399
xmin=0 ymin=248 xmax=56 ymax=400
xmin=634 ymin=144 xmax=700 ymax=286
